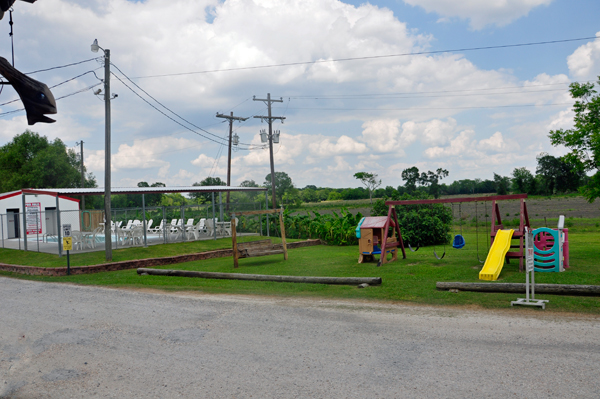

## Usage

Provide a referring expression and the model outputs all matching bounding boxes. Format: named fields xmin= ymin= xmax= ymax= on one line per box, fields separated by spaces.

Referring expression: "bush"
xmin=371 ymin=193 xmax=452 ymax=246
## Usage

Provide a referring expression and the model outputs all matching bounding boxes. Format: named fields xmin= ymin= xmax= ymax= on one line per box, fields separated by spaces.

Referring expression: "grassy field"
xmin=1 ymin=224 xmax=599 ymax=314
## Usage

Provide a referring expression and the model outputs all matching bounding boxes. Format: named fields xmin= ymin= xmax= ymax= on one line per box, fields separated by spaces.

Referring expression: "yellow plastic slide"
xmin=479 ymin=229 xmax=514 ymax=281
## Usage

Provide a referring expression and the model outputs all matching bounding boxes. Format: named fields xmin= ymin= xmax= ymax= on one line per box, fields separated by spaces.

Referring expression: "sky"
xmin=1 ymin=0 xmax=599 ymax=191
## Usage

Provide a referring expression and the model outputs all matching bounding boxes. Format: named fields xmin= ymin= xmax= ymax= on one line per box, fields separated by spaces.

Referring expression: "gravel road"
xmin=1 ymin=278 xmax=599 ymax=398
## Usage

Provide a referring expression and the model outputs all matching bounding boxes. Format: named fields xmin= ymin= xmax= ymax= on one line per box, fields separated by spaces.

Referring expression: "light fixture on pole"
xmin=91 ymin=38 xmax=117 ymax=261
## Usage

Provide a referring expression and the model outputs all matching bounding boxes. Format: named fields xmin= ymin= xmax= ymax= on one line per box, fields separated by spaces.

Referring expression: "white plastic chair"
xmin=144 ymin=219 xmax=154 ymax=233
xmin=205 ymin=219 xmax=215 ymax=237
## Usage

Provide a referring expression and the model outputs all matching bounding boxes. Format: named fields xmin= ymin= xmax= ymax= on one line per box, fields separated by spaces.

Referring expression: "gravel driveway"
xmin=1 ymin=278 xmax=599 ymax=398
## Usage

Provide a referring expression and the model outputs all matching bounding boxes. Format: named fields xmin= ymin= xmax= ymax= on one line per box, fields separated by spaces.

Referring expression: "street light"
xmin=91 ymin=39 xmax=114 ymax=261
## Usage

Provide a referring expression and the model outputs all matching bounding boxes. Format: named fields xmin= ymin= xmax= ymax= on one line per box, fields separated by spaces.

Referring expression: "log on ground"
xmin=138 ymin=268 xmax=382 ymax=286
xmin=436 ymin=282 xmax=600 ymax=296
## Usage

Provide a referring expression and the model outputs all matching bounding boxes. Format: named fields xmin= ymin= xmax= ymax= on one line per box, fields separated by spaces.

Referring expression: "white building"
xmin=0 ymin=189 xmax=80 ymax=240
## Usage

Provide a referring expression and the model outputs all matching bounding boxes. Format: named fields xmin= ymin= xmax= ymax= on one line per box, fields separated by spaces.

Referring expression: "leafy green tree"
xmin=511 ymin=167 xmax=535 ymax=194
xmin=264 ymin=171 xmax=294 ymax=204
xmin=535 ymin=153 xmax=585 ymax=195
xmin=419 ymin=168 xmax=449 ymax=198
xmin=353 ymin=171 xmax=382 ymax=204
xmin=191 ymin=176 xmax=225 ymax=203
xmin=160 ymin=193 xmax=188 ymax=207
xmin=549 ymin=77 xmax=600 ymax=201
xmin=0 ymin=130 xmax=96 ymax=192
xmin=493 ymin=173 xmax=511 ymax=195
xmin=327 ymin=191 xmax=342 ymax=201
xmin=401 ymin=166 xmax=420 ymax=193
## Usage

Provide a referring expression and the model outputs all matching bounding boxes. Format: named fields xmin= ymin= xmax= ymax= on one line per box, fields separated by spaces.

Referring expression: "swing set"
xmin=383 ymin=194 xmax=530 ymax=269
xmin=230 ymin=208 xmax=288 ymax=268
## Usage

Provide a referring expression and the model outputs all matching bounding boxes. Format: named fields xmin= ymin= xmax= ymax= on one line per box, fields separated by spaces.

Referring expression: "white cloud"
xmin=309 ymin=135 xmax=368 ymax=157
xmin=477 ymin=131 xmax=516 ymax=153
xmin=567 ymin=32 xmax=600 ymax=80
xmin=360 ymin=119 xmax=402 ymax=153
xmin=87 ymin=136 xmax=200 ymax=173
xmin=403 ymin=0 xmax=552 ymax=30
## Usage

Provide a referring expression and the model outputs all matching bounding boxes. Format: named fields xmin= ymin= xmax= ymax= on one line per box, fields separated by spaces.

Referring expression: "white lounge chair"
xmin=144 ymin=219 xmax=154 ymax=232
xmin=205 ymin=218 xmax=216 ymax=237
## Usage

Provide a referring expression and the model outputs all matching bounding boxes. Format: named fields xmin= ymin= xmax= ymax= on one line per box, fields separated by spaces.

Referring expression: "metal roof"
xmin=17 ymin=186 xmax=266 ymax=196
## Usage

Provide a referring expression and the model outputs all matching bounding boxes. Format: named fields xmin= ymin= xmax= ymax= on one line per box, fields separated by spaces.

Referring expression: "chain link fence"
xmin=0 ymin=201 xmax=265 ymax=256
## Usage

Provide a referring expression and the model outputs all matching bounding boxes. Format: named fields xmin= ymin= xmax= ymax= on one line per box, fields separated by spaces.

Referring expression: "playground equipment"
xmin=511 ymin=227 xmax=549 ymax=309
xmin=479 ymin=229 xmax=514 ymax=281
xmin=385 ymin=194 xmax=529 ymax=266
xmin=356 ymin=213 xmax=406 ymax=266
xmin=451 ymin=203 xmax=465 ymax=249
xmin=231 ymin=208 xmax=287 ymax=268
xmin=532 ymin=215 xmax=569 ymax=272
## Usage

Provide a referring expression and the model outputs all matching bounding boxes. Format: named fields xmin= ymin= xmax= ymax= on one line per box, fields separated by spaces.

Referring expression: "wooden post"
xmin=279 ymin=208 xmax=288 ymax=260
xmin=231 ymin=213 xmax=239 ymax=268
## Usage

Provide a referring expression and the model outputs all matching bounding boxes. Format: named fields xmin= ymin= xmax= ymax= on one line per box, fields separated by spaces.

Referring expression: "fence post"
xmin=163 ymin=206 xmax=167 ymax=244
xmin=265 ymin=190 xmax=269 ymax=237
xmin=142 ymin=194 xmax=148 ymax=247
xmin=36 ymin=211 xmax=40 ymax=252
xmin=22 ymin=193 xmax=27 ymax=251
xmin=1 ymin=213 xmax=4 ymax=248
xmin=219 ymin=192 xmax=224 ymax=222
xmin=212 ymin=192 xmax=216 ymax=240
xmin=180 ymin=205 xmax=185 ymax=242
xmin=56 ymin=195 xmax=62 ymax=257
xmin=259 ymin=201 xmax=262 ymax=236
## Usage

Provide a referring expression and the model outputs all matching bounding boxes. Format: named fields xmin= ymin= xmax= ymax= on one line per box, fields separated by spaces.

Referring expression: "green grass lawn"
xmin=1 ymin=227 xmax=599 ymax=314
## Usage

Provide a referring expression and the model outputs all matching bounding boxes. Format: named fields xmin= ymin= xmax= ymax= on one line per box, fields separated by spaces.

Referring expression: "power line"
xmin=132 ymin=36 xmax=598 ymax=79
xmin=288 ymin=88 xmax=568 ymax=101
xmin=0 ymin=82 xmax=102 ymax=117
xmin=109 ymin=63 xmax=263 ymax=149
xmin=283 ymin=102 xmax=574 ymax=111
xmin=109 ymin=70 xmax=264 ymax=150
xmin=25 ymin=57 xmax=101 ymax=75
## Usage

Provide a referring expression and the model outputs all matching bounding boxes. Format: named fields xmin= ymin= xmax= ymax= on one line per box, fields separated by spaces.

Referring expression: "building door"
xmin=45 ymin=207 xmax=57 ymax=235
xmin=7 ymin=209 xmax=20 ymax=239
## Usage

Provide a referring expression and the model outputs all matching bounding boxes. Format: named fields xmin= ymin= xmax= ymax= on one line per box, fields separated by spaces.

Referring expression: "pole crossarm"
xmin=216 ymin=113 xmax=248 ymax=122
xmin=386 ymin=194 xmax=527 ymax=206
xmin=253 ymin=115 xmax=286 ymax=122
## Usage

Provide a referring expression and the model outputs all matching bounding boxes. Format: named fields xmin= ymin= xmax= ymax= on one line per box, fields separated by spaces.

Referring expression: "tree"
xmin=264 ymin=171 xmax=294 ymax=204
xmin=0 ymin=130 xmax=96 ymax=192
xmin=549 ymin=77 xmax=600 ymax=201
xmin=418 ymin=168 xmax=449 ymax=198
xmin=493 ymin=173 xmax=511 ymax=195
xmin=190 ymin=176 xmax=225 ymax=203
xmin=353 ymin=172 xmax=381 ymax=204
xmin=535 ymin=153 xmax=585 ymax=195
xmin=401 ymin=167 xmax=420 ymax=193
xmin=511 ymin=167 xmax=535 ymax=194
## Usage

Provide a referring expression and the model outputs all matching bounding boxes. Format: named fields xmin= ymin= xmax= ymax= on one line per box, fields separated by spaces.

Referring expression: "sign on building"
xmin=26 ymin=202 xmax=42 ymax=235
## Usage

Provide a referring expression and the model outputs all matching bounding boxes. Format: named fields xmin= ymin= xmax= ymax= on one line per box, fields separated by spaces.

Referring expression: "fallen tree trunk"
xmin=137 ymin=268 xmax=381 ymax=286
xmin=436 ymin=282 xmax=600 ymax=296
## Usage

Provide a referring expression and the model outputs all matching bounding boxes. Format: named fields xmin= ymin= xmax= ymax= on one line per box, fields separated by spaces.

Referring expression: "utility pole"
xmin=216 ymin=111 xmax=248 ymax=210
xmin=253 ymin=93 xmax=285 ymax=209
xmin=91 ymin=39 xmax=115 ymax=262
xmin=76 ymin=140 xmax=85 ymax=211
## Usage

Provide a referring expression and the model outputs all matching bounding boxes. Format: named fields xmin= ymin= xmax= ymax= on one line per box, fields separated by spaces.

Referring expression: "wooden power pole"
xmin=253 ymin=93 xmax=285 ymax=209
xmin=216 ymin=112 xmax=248 ymax=209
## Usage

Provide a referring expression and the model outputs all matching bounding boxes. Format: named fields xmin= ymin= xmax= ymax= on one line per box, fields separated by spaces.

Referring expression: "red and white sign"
xmin=26 ymin=202 xmax=42 ymax=235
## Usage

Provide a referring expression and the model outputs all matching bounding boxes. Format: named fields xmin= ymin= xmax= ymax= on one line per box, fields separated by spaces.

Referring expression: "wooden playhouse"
xmin=356 ymin=215 xmax=405 ymax=266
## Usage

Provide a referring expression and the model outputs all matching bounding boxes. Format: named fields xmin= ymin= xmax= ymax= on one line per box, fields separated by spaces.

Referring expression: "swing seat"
xmin=237 ymin=239 xmax=285 ymax=258
xmin=452 ymin=234 xmax=465 ymax=249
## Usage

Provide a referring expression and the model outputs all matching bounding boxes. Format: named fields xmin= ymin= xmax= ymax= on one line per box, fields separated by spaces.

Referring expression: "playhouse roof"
xmin=360 ymin=217 xmax=388 ymax=229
